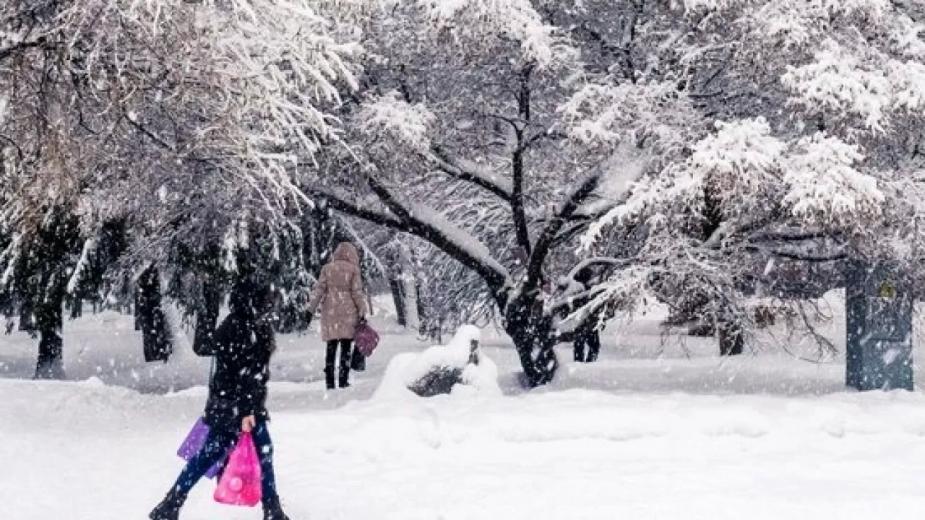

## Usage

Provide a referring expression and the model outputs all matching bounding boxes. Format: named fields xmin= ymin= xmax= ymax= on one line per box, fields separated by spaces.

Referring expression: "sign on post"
xmin=845 ymin=263 xmax=913 ymax=391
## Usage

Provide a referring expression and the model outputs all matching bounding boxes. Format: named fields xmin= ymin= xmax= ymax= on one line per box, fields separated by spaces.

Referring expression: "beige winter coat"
xmin=308 ymin=242 xmax=368 ymax=341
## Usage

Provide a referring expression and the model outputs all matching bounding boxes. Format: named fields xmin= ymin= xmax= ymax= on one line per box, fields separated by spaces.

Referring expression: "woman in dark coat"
xmin=150 ymin=282 xmax=289 ymax=520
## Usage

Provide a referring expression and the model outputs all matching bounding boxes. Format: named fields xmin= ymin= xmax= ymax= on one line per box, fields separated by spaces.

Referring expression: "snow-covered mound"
xmin=374 ymin=325 xmax=501 ymax=400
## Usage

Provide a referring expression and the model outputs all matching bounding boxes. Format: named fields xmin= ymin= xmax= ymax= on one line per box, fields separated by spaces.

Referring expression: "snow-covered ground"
xmin=3 ymin=301 xmax=925 ymax=519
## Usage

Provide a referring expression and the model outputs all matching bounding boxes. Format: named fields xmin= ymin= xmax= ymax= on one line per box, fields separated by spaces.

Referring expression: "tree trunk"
xmin=33 ymin=298 xmax=65 ymax=379
xmin=390 ymin=278 xmax=407 ymax=326
xmin=137 ymin=267 xmax=173 ymax=362
xmin=402 ymin=276 xmax=420 ymax=330
xmin=133 ymin=289 xmax=142 ymax=331
xmin=505 ymin=300 xmax=559 ymax=387
xmin=69 ymin=298 xmax=83 ymax=319
xmin=718 ymin=320 xmax=744 ymax=356
xmin=18 ymin=301 xmax=35 ymax=332
xmin=34 ymin=328 xmax=65 ymax=379
xmin=416 ymin=282 xmax=429 ymax=337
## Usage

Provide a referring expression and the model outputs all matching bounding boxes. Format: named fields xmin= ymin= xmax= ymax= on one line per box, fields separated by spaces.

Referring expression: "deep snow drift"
xmin=3 ymin=302 xmax=925 ymax=519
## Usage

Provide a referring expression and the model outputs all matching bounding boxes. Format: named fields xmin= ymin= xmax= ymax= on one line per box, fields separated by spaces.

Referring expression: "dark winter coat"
xmin=194 ymin=311 xmax=274 ymax=430
xmin=308 ymin=242 xmax=368 ymax=341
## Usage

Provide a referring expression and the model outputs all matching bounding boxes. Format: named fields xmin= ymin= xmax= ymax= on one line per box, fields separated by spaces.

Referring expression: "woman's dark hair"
xmin=228 ymin=281 xmax=255 ymax=318
xmin=253 ymin=283 xmax=277 ymax=355
xmin=227 ymin=279 xmax=276 ymax=354
xmin=253 ymin=284 xmax=275 ymax=315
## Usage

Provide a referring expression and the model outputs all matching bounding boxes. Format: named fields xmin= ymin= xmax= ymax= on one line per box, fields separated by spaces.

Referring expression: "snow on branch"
xmin=781 ymin=39 xmax=925 ymax=132
xmin=681 ymin=0 xmax=889 ymax=16
xmin=889 ymin=60 xmax=925 ymax=112
xmin=409 ymin=0 xmax=576 ymax=68
xmin=429 ymin=146 xmax=513 ymax=200
xmin=806 ymin=0 xmax=891 ymax=17
xmin=1 ymin=0 xmax=365 ymax=238
xmin=0 ymin=233 xmax=21 ymax=289
xmin=363 ymin=174 xmax=511 ymax=289
xmin=675 ymin=0 xmax=744 ymax=12
xmin=745 ymin=243 xmax=848 ymax=263
xmin=689 ymin=118 xmax=785 ymax=183
xmin=407 ymin=205 xmax=508 ymax=278
xmin=782 ymin=133 xmax=884 ymax=225
xmin=357 ymin=92 xmax=435 ymax=151
xmin=889 ymin=14 xmax=925 ymax=58
xmin=580 ymin=118 xmax=783 ymax=251
xmin=307 ymin=188 xmax=404 ymax=229
xmin=66 ymin=236 xmax=98 ymax=295
xmin=527 ymin=168 xmax=605 ymax=286
xmin=559 ymin=80 xmax=697 ymax=153
xmin=580 ymin=172 xmax=668 ymax=252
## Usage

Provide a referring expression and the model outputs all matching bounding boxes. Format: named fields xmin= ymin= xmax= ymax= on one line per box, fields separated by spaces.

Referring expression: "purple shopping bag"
xmin=354 ymin=322 xmax=380 ymax=357
xmin=177 ymin=417 xmax=223 ymax=479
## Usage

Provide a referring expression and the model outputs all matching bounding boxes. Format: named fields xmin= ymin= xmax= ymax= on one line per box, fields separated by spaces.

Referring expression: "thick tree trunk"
xmin=505 ymin=301 xmax=559 ymax=387
xmin=137 ymin=267 xmax=173 ymax=362
xmin=33 ymin=298 xmax=65 ymax=379
xmin=34 ymin=328 xmax=65 ymax=379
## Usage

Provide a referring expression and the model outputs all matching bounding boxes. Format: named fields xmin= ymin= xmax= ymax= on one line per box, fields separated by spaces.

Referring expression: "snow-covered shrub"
xmin=374 ymin=325 xmax=501 ymax=400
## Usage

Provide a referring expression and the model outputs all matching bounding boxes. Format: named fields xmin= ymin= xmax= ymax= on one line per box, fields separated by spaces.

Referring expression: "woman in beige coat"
xmin=308 ymin=242 xmax=368 ymax=389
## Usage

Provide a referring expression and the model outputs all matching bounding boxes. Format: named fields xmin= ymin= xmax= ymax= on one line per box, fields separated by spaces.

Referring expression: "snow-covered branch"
xmin=429 ymin=147 xmax=513 ymax=201
xmin=363 ymin=173 xmax=511 ymax=291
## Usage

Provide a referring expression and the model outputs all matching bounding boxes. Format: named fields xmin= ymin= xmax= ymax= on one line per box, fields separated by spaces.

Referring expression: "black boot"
xmin=263 ymin=495 xmax=291 ymax=520
xmin=149 ymin=489 xmax=186 ymax=520
xmin=338 ymin=366 xmax=350 ymax=388
xmin=324 ymin=366 xmax=335 ymax=390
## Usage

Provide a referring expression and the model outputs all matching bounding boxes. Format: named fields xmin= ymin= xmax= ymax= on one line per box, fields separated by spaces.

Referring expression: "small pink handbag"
xmin=354 ymin=321 xmax=380 ymax=357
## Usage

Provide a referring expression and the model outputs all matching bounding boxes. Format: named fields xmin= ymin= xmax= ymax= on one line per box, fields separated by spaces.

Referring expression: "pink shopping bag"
xmin=354 ymin=322 xmax=380 ymax=357
xmin=213 ymin=432 xmax=262 ymax=507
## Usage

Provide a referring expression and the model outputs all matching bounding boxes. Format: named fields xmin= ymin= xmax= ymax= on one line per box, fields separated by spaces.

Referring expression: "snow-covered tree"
xmin=307 ymin=0 xmax=701 ymax=384
xmin=3 ymin=0 xmax=921 ymax=381
xmin=0 ymin=0 xmax=362 ymax=375
xmin=580 ymin=0 xmax=925 ymax=356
